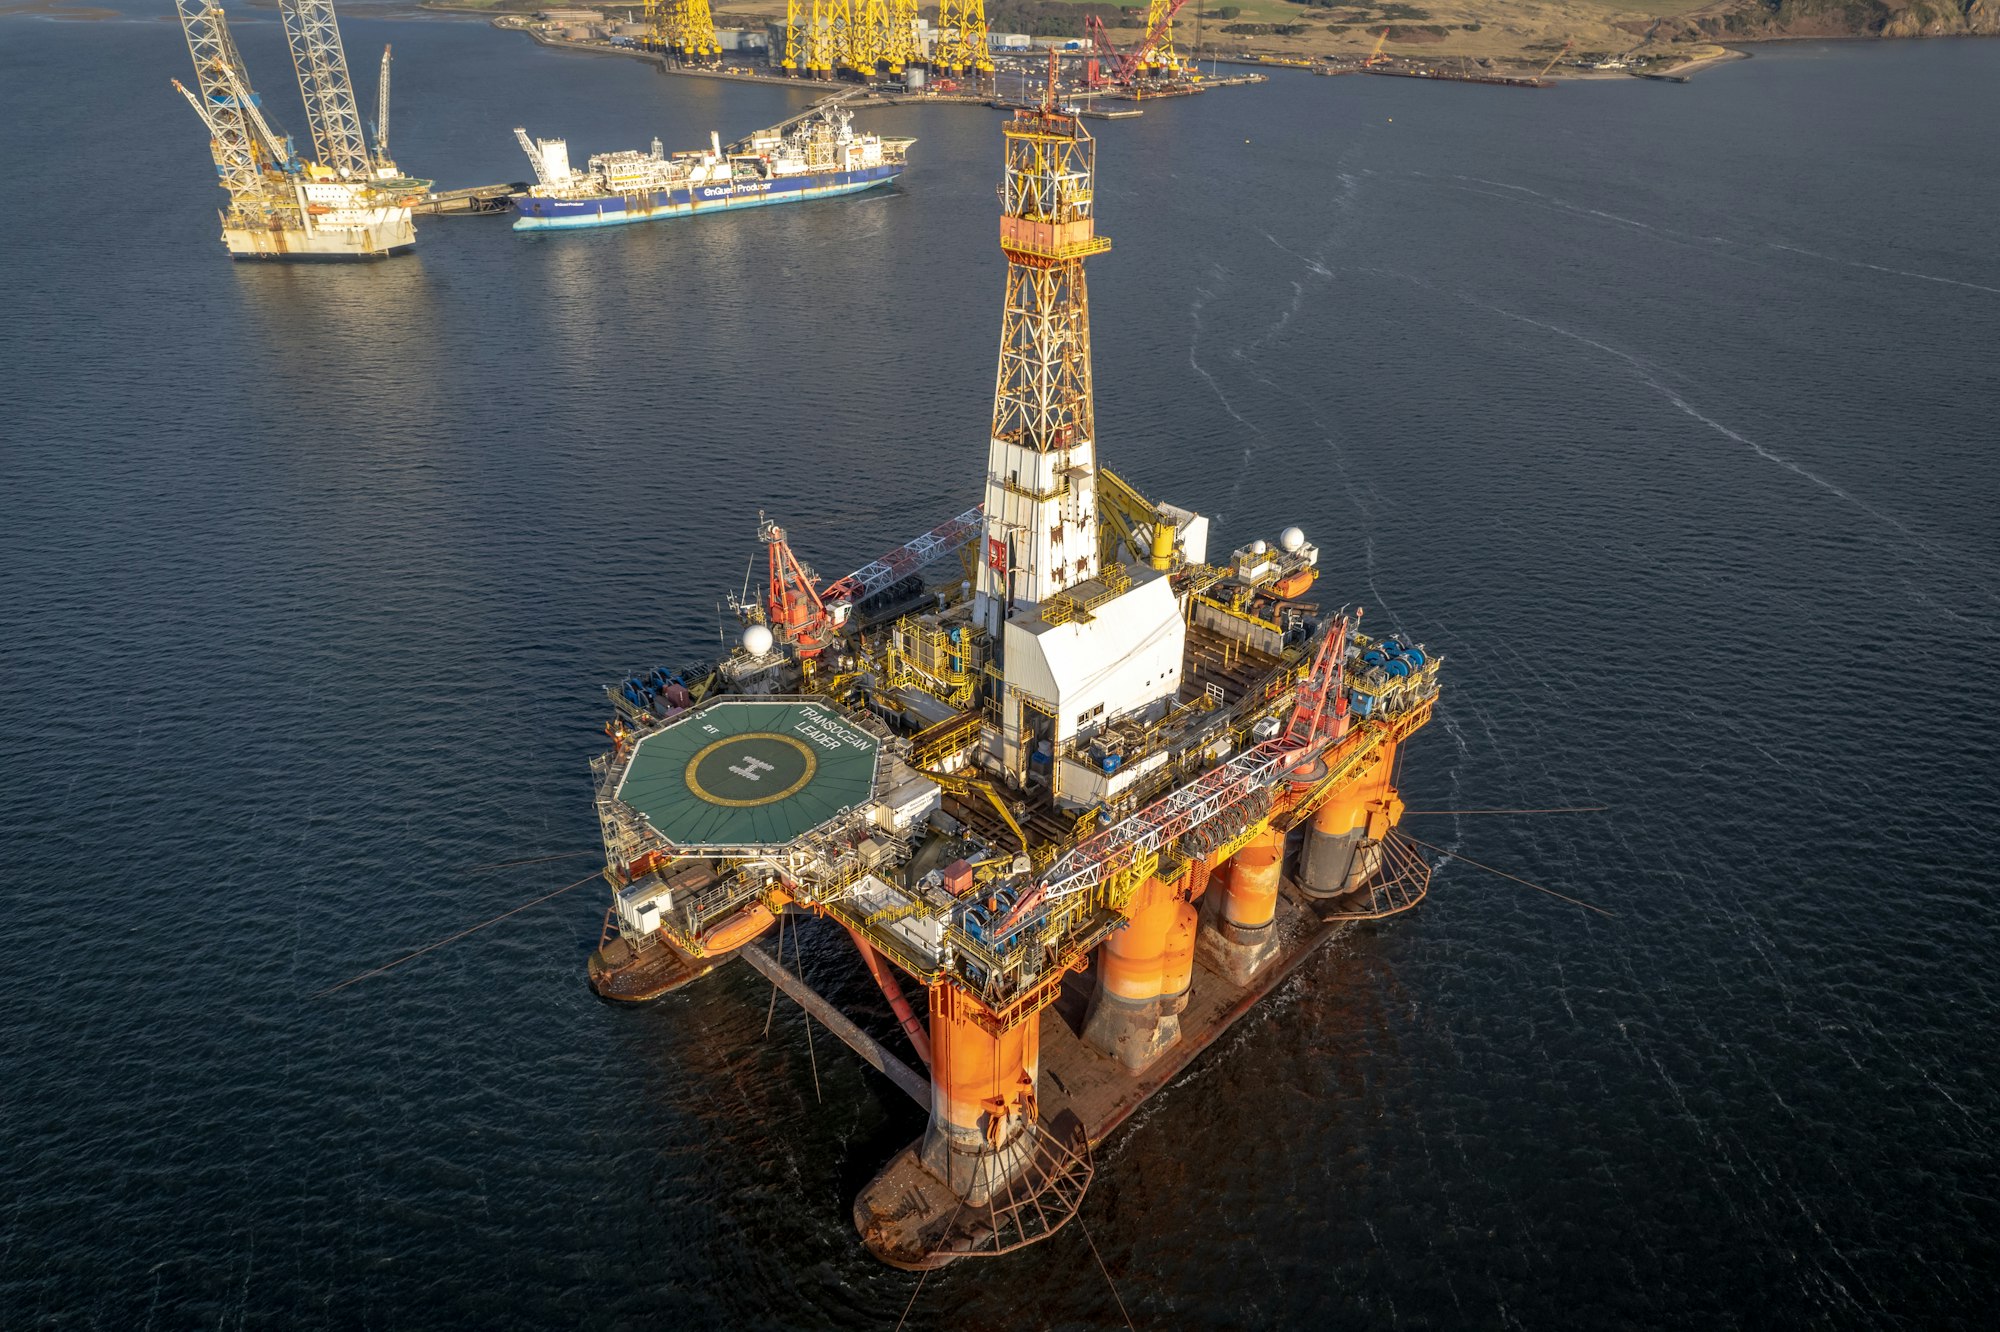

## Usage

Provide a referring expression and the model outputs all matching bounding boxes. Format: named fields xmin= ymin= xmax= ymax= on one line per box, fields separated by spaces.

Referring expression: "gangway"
xmin=726 ymin=87 xmax=868 ymax=153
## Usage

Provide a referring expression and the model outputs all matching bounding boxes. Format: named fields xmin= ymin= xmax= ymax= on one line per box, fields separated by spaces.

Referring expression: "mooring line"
xmin=1078 ymin=1216 xmax=1137 ymax=1330
xmin=1404 ymin=806 xmax=1607 ymax=816
xmin=1404 ymin=834 xmax=1617 ymax=919
xmin=312 ymin=869 xmax=603 ymax=998
xmin=763 ymin=911 xmax=787 ymax=1039
xmin=791 ymin=912 xmax=823 ymax=1104
xmin=462 ymin=849 xmax=598 ymax=874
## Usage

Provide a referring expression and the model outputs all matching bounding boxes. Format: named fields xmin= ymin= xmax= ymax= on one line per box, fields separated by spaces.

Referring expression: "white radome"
xmin=743 ymin=624 xmax=775 ymax=656
xmin=1251 ymin=539 xmax=1269 ymax=555
xmin=1279 ymin=526 xmax=1305 ymax=553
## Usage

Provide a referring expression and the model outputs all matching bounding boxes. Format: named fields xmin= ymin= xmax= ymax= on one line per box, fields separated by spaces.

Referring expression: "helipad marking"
xmin=684 ymin=732 xmax=818 ymax=808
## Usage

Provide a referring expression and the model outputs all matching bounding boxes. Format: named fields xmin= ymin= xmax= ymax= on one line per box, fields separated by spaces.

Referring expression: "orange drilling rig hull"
xmin=580 ymin=91 xmax=1443 ymax=1268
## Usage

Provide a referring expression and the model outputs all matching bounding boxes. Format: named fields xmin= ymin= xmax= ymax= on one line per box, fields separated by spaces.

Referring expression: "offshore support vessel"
xmin=173 ymin=1 xmax=427 ymax=260
xmin=582 ymin=83 xmax=1441 ymax=1268
xmin=511 ymin=107 xmax=911 ymax=232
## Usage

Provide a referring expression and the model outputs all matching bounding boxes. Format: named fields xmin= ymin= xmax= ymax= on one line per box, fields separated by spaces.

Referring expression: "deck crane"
xmin=743 ymin=507 xmax=987 ymax=658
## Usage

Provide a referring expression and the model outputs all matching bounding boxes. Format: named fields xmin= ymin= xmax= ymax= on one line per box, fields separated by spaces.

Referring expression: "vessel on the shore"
xmin=511 ymin=108 xmax=911 ymax=232
xmin=172 ymin=0 xmax=426 ymax=260
xmin=579 ymin=87 xmax=1440 ymax=1269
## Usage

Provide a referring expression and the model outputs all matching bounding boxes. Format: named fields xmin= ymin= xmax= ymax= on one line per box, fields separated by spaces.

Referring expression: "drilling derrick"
xmin=973 ymin=106 xmax=1111 ymax=642
xmin=646 ymin=0 xmax=720 ymax=60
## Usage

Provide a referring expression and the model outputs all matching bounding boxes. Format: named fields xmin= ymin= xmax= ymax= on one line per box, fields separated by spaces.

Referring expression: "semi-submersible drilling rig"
xmin=585 ymin=92 xmax=1442 ymax=1268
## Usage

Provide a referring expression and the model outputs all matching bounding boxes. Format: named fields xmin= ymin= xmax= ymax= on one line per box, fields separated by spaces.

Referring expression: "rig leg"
xmin=1202 ymin=823 xmax=1284 ymax=986
xmin=1300 ymin=740 xmax=1398 ymax=899
xmin=1083 ymin=874 xmax=1188 ymax=1072
xmin=919 ymin=985 xmax=1041 ymax=1205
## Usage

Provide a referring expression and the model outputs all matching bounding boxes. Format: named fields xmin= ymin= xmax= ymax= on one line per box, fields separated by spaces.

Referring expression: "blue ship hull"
xmin=513 ymin=164 xmax=902 ymax=231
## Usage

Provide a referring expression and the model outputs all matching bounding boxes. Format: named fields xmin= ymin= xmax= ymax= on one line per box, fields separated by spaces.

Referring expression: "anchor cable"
xmin=1403 ymin=834 xmax=1616 ymax=919
xmin=312 ymin=868 xmax=603 ymax=998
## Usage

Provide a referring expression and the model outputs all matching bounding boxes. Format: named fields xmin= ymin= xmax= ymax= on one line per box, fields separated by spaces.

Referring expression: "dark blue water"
xmin=5 ymin=11 xmax=1999 ymax=1328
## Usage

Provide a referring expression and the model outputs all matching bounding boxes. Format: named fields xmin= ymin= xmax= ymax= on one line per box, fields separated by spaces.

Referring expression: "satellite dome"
xmin=1250 ymin=539 xmax=1269 ymax=555
xmin=742 ymin=624 xmax=774 ymax=657
xmin=1279 ymin=526 xmax=1305 ymax=553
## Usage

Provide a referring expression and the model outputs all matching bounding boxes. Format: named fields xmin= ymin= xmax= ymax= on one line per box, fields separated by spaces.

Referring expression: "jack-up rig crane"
xmin=171 ymin=0 xmax=429 ymax=260
xmin=582 ymin=70 xmax=1443 ymax=1270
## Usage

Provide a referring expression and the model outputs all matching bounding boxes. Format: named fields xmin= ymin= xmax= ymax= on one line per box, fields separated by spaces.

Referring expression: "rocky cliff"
xmin=1662 ymin=0 xmax=2000 ymax=40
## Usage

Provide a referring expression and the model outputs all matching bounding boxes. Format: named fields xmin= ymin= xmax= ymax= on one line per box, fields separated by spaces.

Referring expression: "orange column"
xmin=1300 ymin=738 xmax=1398 ymax=898
xmin=1098 ymin=874 xmax=1175 ymax=1004
xmin=921 ymin=983 xmax=1040 ymax=1203
xmin=1084 ymin=873 xmax=1192 ymax=1071
xmin=1221 ymin=823 xmax=1284 ymax=932
xmin=1204 ymin=823 xmax=1286 ymax=986
xmin=1159 ymin=896 xmax=1200 ymax=1004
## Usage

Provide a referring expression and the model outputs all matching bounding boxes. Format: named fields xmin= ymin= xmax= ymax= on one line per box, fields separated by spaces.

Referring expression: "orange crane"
xmin=1365 ymin=27 xmax=1391 ymax=68
xmin=1537 ymin=39 xmax=1573 ymax=79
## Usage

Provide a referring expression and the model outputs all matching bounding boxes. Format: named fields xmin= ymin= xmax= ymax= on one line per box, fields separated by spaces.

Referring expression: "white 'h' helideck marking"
xmin=729 ymin=754 xmax=776 ymax=782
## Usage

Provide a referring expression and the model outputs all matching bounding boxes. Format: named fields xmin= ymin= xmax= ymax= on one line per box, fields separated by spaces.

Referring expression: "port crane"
xmin=1537 ymin=40 xmax=1573 ymax=79
xmin=1365 ymin=28 xmax=1392 ymax=68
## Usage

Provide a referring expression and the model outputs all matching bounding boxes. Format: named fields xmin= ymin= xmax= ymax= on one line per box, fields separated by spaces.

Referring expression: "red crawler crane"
xmin=1083 ymin=0 xmax=1193 ymax=90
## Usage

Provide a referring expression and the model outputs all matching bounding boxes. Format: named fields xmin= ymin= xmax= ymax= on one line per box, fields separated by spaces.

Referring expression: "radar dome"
xmin=1279 ymin=526 xmax=1305 ymax=553
xmin=1250 ymin=539 xmax=1269 ymax=555
xmin=742 ymin=624 xmax=774 ymax=657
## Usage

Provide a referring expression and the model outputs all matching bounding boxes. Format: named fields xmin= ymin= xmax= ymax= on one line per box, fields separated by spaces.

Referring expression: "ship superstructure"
xmin=583 ymin=82 xmax=1440 ymax=1268
xmin=511 ymin=107 xmax=912 ymax=232
xmin=172 ymin=0 xmax=427 ymax=260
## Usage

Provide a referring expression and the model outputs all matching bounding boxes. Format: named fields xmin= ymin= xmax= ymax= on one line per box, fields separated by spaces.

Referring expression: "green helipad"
xmin=615 ymin=699 xmax=882 ymax=850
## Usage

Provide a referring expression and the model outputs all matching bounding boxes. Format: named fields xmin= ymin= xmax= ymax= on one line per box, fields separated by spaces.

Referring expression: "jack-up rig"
xmin=172 ymin=1 xmax=429 ymax=260
xmin=584 ymin=81 xmax=1441 ymax=1268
